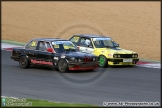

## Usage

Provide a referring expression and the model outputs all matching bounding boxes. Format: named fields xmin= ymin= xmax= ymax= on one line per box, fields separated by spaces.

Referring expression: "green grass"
xmin=139 ymin=58 xmax=160 ymax=63
xmin=1 ymin=98 xmax=97 ymax=107
xmin=27 ymin=99 xmax=96 ymax=107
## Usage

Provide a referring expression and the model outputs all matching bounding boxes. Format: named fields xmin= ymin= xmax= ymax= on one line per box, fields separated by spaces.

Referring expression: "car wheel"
xmin=19 ymin=56 xmax=30 ymax=69
xmin=58 ymin=59 xmax=68 ymax=72
xmin=98 ymin=55 xmax=108 ymax=68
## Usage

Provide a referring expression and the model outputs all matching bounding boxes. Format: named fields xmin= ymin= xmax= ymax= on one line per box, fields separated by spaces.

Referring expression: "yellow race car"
xmin=69 ymin=34 xmax=139 ymax=67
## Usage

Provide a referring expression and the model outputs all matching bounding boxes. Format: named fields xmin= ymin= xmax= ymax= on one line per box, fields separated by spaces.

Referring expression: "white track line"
xmin=1 ymin=43 xmax=23 ymax=48
xmin=137 ymin=64 xmax=161 ymax=69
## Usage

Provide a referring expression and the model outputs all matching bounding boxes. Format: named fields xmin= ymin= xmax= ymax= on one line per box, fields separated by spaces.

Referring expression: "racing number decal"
xmin=79 ymin=47 xmax=86 ymax=52
xmin=74 ymin=36 xmax=79 ymax=42
xmin=79 ymin=47 xmax=94 ymax=54
xmin=31 ymin=41 xmax=37 ymax=46
xmin=87 ymin=48 xmax=94 ymax=54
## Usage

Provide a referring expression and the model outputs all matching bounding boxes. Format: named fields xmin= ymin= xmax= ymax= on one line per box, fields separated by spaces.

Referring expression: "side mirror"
xmin=47 ymin=48 xmax=54 ymax=53
xmin=77 ymin=46 xmax=80 ymax=50
xmin=88 ymin=45 xmax=93 ymax=48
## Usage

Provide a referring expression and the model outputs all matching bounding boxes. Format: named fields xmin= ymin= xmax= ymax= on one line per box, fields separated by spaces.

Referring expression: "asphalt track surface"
xmin=2 ymin=50 xmax=161 ymax=106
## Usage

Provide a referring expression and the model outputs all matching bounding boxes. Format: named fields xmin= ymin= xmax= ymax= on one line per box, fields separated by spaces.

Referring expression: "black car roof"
xmin=73 ymin=34 xmax=110 ymax=38
xmin=32 ymin=38 xmax=68 ymax=42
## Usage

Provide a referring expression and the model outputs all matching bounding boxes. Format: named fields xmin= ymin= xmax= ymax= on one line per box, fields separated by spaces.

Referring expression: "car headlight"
xmin=93 ymin=58 xmax=95 ymax=61
xmin=132 ymin=55 xmax=135 ymax=58
xmin=113 ymin=54 xmax=117 ymax=58
xmin=78 ymin=58 xmax=82 ymax=62
xmin=74 ymin=58 xmax=78 ymax=62
xmin=113 ymin=54 xmax=120 ymax=58
xmin=96 ymin=57 xmax=98 ymax=61
xmin=135 ymin=54 xmax=138 ymax=58
xmin=71 ymin=57 xmax=78 ymax=62
xmin=71 ymin=57 xmax=75 ymax=60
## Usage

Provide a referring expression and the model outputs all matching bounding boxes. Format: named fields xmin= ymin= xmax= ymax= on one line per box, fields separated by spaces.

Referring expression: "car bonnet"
xmin=61 ymin=51 xmax=96 ymax=58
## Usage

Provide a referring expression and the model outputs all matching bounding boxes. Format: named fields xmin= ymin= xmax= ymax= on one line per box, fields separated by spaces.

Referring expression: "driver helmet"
xmin=85 ymin=39 xmax=91 ymax=45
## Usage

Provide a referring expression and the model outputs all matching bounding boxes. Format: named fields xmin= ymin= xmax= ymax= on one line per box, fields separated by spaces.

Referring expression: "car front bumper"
xmin=107 ymin=58 xmax=139 ymax=66
xmin=11 ymin=55 xmax=19 ymax=61
xmin=68 ymin=62 xmax=99 ymax=70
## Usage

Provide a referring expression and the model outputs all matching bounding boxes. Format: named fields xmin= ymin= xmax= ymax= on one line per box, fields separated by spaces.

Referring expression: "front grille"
xmin=119 ymin=54 xmax=133 ymax=58
xmin=83 ymin=56 xmax=92 ymax=62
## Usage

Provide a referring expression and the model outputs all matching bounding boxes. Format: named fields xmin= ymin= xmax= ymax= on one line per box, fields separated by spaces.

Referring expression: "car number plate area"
xmin=122 ymin=62 xmax=131 ymax=65
xmin=123 ymin=59 xmax=132 ymax=62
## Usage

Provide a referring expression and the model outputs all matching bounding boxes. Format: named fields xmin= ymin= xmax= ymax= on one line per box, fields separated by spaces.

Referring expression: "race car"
xmin=11 ymin=38 xmax=99 ymax=72
xmin=69 ymin=34 xmax=139 ymax=67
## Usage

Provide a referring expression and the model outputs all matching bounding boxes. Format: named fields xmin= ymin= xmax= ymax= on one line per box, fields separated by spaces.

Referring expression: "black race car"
xmin=11 ymin=38 xmax=99 ymax=72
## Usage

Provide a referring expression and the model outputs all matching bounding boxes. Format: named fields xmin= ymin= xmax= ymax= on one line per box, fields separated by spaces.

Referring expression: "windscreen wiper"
xmin=104 ymin=46 xmax=111 ymax=48
xmin=105 ymin=46 xmax=116 ymax=48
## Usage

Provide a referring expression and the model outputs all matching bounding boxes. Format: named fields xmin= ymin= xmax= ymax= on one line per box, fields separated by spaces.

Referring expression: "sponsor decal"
xmin=31 ymin=59 xmax=53 ymax=65
xmin=52 ymin=41 xmax=72 ymax=44
xmin=61 ymin=55 xmax=66 ymax=58
xmin=53 ymin=44 xmax=60 ymax=48
xmin=93 ymin=38 xmax=111 ymax=41
xmin=54 ymin=57 xmax=59 ymax=60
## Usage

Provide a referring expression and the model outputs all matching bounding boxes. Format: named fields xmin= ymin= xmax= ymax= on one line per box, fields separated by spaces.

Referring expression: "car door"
xmin=25 ymin=40 xmax=38 ymax=60
xmin=35 ymin=41 xmax=54 ymax=66
xmin=78 ymin=37 xmax=94 ymax=54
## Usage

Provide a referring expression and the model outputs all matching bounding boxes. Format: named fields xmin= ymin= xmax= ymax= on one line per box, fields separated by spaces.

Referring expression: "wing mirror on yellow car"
xmin=88 ymin=45 xmax=93 ymax=48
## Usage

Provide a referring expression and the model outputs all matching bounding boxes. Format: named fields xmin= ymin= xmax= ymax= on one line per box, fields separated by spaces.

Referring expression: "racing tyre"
xmin=58 ymin=59 xmax=68 ymax=72
xmin=98 ymin=55 xmax=108 ymax=68
xmin=19 ymin=56 xmax=30 ymax=69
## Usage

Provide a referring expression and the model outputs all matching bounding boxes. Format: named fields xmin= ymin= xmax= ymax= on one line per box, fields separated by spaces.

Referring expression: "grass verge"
xmin=1 ymin=98 xmax=96 ymax=107
xmin=2 ymin=40 xmax=25 ymax=46
xmin=27 ymin=99 xmax=96 ymax=107
xmin=139 ymin=58 xmax=161 ymax=63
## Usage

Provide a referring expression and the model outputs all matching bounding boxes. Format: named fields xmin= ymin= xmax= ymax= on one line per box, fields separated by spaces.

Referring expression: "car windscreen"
xmin=92 ymin=38 xmax=119 ymax=48
xmin=51 ymin=41 xmax=78 ymax=53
